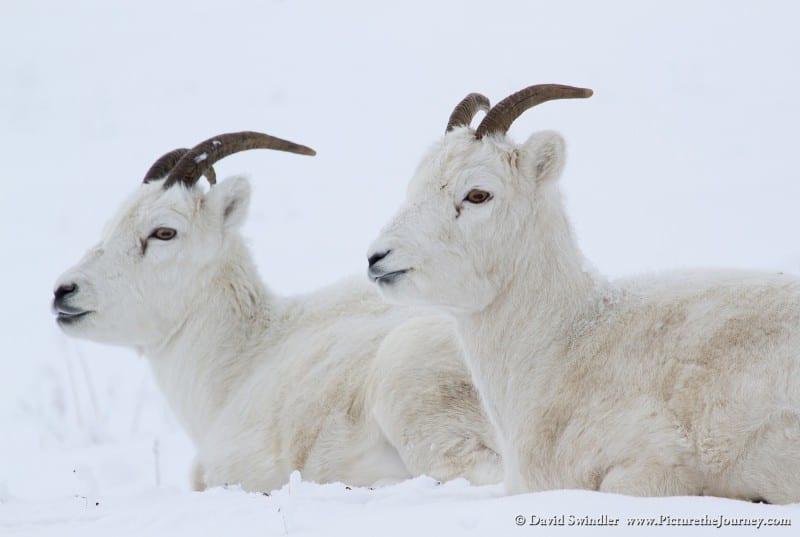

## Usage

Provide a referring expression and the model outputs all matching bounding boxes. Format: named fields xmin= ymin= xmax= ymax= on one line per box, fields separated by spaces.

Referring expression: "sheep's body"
xmin=461 ymin=268 xmax=800 ymax=502
xmin=368 ymin=89 xmax=800 ymax=503
xmin=55 ymin=166 xmax=500 ymax=492
xmin=172 ymin=262 xmax=498 ymax=491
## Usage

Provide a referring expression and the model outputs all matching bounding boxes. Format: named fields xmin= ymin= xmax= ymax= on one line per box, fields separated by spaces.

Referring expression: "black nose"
xmin=54 ymin=283 xmax=78 ymax=304
xmin=368 ymin=250 xmax=391 ymax=268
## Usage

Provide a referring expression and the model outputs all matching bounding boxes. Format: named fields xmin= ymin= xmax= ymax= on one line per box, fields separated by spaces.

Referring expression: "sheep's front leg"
xmin=395 ymin=415 xmax=502 ymax=486
xmin=599 ymin=461 xmax=701 ymax=497
xmin=711 ymin=412 xmax=800 ymax=504
xmin=367 ymin=316 xmax=503 ymax=485
xmin=375 ymin=396 xmax=502 ymax=485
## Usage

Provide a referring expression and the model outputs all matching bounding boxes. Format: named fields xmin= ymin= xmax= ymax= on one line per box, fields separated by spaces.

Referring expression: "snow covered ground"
xmin=2 ymin=0 xmax=800 ymax=535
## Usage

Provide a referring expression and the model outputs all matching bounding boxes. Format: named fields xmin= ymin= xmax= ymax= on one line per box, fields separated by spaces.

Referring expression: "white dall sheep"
xmin=367 ymin=85 xmax=800 ymax=504
xmin=53 ymin=131 xmax=500 ymax=492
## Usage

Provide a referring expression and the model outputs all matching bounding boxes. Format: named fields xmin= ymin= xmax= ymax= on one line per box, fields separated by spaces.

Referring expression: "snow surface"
xmin=2 ymin=0 xmax=800 ymax=535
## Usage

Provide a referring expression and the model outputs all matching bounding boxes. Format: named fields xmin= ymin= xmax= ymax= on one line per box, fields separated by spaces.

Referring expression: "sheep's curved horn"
xmin=164 ymin=131 xmax=316 ymax=189
xmin=142 ymin=148 xmax=217 ymax=185
xmin=475 ymin=84 xmax=593 ymax=140
xmin=445 ymin=93 xmax=490 ymax=133
xmin=143 ymin=148 xmax=189 ymax=183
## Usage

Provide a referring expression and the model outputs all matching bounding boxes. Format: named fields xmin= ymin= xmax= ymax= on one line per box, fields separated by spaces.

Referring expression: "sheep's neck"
xmin=145 ymin=239 xmax=273 ymax=442
xmin=453 ymin=199 xmax=609 ymax=479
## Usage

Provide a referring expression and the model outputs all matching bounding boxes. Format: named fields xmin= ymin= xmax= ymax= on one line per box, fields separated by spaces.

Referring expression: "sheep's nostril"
xmin=368 ymin=250 xmax=391 ymax=268
xmin=54 ymin=283 xmax=78 ymax=302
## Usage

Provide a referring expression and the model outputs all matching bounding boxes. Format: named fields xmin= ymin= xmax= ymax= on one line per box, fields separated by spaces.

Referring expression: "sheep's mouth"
xmin=371 ymin=269 xmax=411 ymax=285
xmin=55 ymin=310 xmax=93 ymax=324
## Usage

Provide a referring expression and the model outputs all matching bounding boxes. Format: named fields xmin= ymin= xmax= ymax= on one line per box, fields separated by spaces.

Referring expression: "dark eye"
xmin=464 ymin=189 xmax=492 ymax=204
xmin=150 ymin=227 xmax=177 ymax=241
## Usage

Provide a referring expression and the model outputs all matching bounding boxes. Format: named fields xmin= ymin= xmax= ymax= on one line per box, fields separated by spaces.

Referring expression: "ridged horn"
xmin=142 ymin=148 xmax=217 ymax=185
xmin=475 ymin=84 xmax=593 ymax=139
xmin=163 ymin=131 xmax=316 ymax=189
xmin=445 ymin=93 xmax=490 ymax=133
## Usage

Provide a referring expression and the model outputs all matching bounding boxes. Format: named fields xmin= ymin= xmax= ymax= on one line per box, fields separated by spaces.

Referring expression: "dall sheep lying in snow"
xmin=53 ymin=131 xmax=500 ymax=492
xmin=368 ymin=85 xmax=800 ymax=504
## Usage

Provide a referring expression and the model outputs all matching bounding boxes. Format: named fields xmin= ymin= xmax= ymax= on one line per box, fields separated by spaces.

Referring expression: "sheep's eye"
xmin=464 ymin=189 xmax=492 ymax=204
xmin=150 ymin=227 xmax=177 ymax=241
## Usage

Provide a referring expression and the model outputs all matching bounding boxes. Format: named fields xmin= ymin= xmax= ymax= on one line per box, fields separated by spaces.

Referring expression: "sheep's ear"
xmin=519 ymin=130 xmax=566 ymax=184
xmin=207 ymin=175 xmax=251 ymax=231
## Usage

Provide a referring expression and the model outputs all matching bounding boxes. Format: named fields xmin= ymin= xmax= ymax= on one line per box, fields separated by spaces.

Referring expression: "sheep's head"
xmin=53 ymin=132 xmax=314 ymax=347
xmin=367 ymin=84 xmax=591 ymax=313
